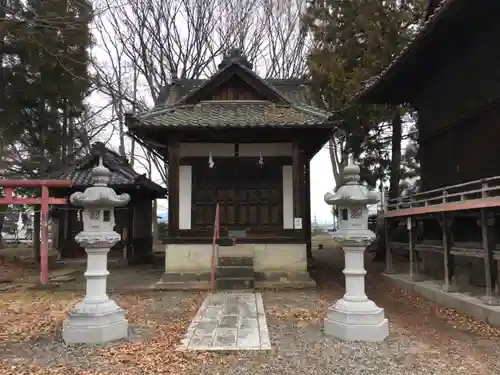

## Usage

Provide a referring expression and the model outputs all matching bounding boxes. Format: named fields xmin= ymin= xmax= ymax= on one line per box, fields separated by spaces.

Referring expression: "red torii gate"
xmin=0 ymin=179 xmax=73 ymax=286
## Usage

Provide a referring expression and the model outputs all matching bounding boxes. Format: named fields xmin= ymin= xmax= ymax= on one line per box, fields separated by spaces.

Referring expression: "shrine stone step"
xmin=216 ymin=277 xmax=255 ymax=290
xmin=217 ymin=243 xmax=254 ymax=257
xmin=217 ymin=256 xmax=254 ymax=267
xmin=216 ymin=265 xmax=255 ymax=278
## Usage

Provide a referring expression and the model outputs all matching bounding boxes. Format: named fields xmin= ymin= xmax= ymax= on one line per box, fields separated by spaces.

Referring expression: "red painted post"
xmin=40 ymin=185 xmax=49 ymax=285
xmin=4 ymin=188 xmax=13 ymax=200
xmin=0 ymin=179 xmax=72 ymax=287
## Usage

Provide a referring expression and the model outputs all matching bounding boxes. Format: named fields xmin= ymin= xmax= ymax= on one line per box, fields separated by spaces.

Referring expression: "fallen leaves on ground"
xmin=384 ymin=286 xmax=500 ymax=340
xmin=0 ymin=291 xmax=81 ymax=343
xmin=0 ymin=290 xmax=225 ymax=375
xmin=0 ymin=261 xmax=37 ymax=283
xmin=93 ymin=292 xmax=224 ymax=375
xmin=265 ymin=291 xmax=336 ymax=325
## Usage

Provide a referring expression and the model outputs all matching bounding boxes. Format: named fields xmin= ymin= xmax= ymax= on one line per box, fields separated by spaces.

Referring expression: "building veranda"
xmin=126 ymin=48 xmax=335 ymax=288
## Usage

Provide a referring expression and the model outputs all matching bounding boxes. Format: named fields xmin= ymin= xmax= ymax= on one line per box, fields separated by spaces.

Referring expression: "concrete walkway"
xmin=178 ymin=291 xmax=271 ymax=351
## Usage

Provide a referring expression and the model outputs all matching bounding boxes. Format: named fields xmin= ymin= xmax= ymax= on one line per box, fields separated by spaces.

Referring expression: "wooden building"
xmin=358 ymin=1 xmax=500 ymax=303
xmin=48 ymin=142 xmax=167 ymax=264
xmin=360 ymin=0 xmax=500 ymax=191
xmin=126 ymin=48 xmax=334 ymax=287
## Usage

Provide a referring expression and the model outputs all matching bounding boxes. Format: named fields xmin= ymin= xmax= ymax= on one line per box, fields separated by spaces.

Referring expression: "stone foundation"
xmin=158 ymin=243 xmax=315 ymax=289
xmin=62 ymin=302 xmax=128 ymax=344
xmin=419 ymin=251 xmax=491 ymax=290
xmin=324 ymin=301 xmax=389 ymax=342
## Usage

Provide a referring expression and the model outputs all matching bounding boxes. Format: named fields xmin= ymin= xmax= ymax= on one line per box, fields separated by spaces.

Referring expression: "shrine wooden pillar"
xmin=168 ymin=138 xmax=180 ymax=238
xmin=292 ymin=140 xmax=305 ymax=231
xmin=304 ymin=160 xmax=312 ymax=261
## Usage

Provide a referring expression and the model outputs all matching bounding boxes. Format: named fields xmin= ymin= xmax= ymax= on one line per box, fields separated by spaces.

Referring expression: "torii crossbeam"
xmin=0 ymin=180 xmax=73 ymax=286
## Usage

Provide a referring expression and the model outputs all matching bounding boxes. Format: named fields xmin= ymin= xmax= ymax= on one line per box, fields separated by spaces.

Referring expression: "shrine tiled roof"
xmin=134 ymin=101 xmax=332 ymax=129
xmin=157 ymin=78 xmax=313 ymax=106
xmin=358 ymin=0 xmax=458 ymax=101
xmin=127 ymin=48 xmax=333 ymax=130
xmin=47 ymin=142 xmax=167 ymax=196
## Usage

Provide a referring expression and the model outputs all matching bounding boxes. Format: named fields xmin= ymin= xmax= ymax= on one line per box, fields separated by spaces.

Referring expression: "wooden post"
xmin=63 ymin=203 xmax=69 ymax=258
xmin=383 ymin=188 xmax=395 ymax=274
xmin=407 ymin=216 xmax=415 ymax=279
xmin=479 ymin=209 xmax=499 ymax=304
xmin=292 ymin=140 xmax=304 ymax=230
xmin=167 ymin=139 xmax=180 ymax=238
xmin=40 ymin=185 xmax=49 ymax=285
xmin=304 ymin=160 xmax=312 ymax=263
xmin=33 ymin=211 xmax=41 ymax=263
xmin=441 ymin=212 xmax=456 ymax=292
xmin=384 ymin=218 xmax=395 ymax=274
xmin=408 ymin=217 xmax=423 ymax=281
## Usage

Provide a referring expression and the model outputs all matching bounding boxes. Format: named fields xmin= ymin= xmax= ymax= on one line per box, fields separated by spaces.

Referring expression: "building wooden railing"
xmin=386 ymin=176 xmax=500 ymax=217
xmin=382 ymin=175 xmax=500 ymax=302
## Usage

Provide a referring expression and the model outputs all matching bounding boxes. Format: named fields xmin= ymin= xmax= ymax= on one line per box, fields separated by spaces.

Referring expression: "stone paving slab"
xmin=178 ymin=291 xmax=271 ymax=351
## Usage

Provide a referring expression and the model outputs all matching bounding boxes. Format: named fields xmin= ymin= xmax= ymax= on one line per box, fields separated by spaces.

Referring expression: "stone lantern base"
xmin=62 ymin=300 xmax=128 ymax=344
xmin=324 ymin=299 xmax=389 ymax=342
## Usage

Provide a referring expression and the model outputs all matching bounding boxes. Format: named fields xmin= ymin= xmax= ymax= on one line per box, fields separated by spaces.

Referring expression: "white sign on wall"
xmin=294 ymin=217 xmax=302 ymax=230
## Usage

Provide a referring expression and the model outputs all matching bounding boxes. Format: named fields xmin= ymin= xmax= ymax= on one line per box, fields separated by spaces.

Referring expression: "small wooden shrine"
xmin=126 ymin=48 xmax=334 ymax=286
xmin=358 ymin=0 xmax=500 ymax=308
xmin=48 ymin=142 xmax=167 ymax=264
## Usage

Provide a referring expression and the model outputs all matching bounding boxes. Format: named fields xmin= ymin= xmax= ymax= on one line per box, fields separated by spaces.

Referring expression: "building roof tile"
xmin=47 ymin=142 xmax=167 ymax=196
xmin=136 ymin=101 xmax=331 ymax=129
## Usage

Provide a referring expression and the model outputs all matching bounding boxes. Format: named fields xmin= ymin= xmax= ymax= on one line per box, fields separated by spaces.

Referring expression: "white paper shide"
xmin=323 ymin=156 xmax=389 ymax=342
xmin=62 ymin=157 xmax=131 ymax=344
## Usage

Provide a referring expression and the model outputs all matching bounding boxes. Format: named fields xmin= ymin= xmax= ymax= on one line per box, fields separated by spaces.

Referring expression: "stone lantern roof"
xmin=324 ymin=157 xmax=379 ymax=206
xmin=70 ymin=157 xmax=130 ymax=208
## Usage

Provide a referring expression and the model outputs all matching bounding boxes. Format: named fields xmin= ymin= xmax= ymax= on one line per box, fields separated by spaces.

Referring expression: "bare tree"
xmin=91 ymin=0 xmax=310 ymax=238
xmin=93 ymin=0 xmax=310 ymax=105
xmin=2 ymin=105 xmax=112 ymax=177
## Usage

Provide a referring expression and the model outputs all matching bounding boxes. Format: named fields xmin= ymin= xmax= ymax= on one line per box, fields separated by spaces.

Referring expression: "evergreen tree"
xmin=400 ymin=115 xmax=420 ymax=195
xmin=1 ymin=0 xmax=93 ymax=176
xmin=1 ymin=0 xmax=92 ymax=241
xmin=305 ymin=0 xmax=426 ymax=188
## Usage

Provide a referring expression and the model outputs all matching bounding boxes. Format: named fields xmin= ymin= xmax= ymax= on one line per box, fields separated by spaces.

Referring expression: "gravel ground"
xmin=189 ymin=290 xmax=494 ymax=375
xmin=1 ymin=252 xmax=500 ymax=374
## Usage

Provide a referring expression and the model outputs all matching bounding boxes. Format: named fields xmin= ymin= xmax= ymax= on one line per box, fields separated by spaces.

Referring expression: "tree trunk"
xmin=374 ymin=108 xmax=402 ymax=262
xmin=389 ymin=107 xmax=402 ymax=199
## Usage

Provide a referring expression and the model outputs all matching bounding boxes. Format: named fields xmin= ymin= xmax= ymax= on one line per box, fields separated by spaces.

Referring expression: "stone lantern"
xmin=62 ymin=157 xmax=131 ymax=344
xmin=323 ymin=156 xmax=389 ymax=342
